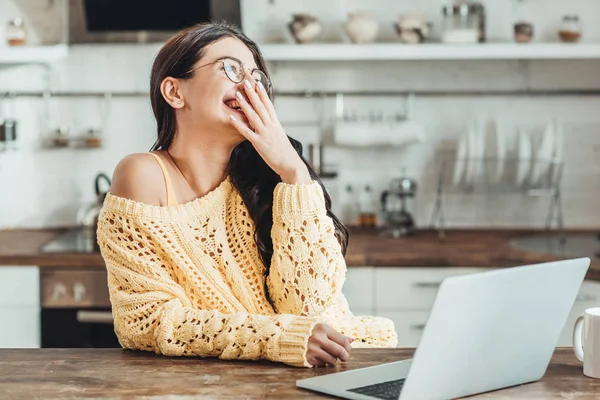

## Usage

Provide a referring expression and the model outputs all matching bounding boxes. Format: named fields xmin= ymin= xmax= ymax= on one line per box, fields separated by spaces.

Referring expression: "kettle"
xmin=77 ymin=173 xmax=111 ymax=250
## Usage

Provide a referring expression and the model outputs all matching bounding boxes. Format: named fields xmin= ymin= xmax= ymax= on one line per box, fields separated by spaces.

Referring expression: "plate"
xmin=484 ymin=118 xmax=506 ymax=183
xmin=452 ymin=131 xmax=468 ymax=186
xmin=530 ymin=122 xmax=555 ymax=186
xmin=465 ymin=122 xmax=481 ymax=184
xmin=549 ymin=121 xmax=564 ymax=187
xmin=515 ymin=128 xmax=532 ymax=186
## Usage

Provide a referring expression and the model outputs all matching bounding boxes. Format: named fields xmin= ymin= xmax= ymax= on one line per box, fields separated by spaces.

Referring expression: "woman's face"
xmin=178 ymin=37 xmax=259 ymax=139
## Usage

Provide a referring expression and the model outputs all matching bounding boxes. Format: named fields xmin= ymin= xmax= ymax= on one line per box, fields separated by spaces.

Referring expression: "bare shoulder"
xmin=110 ymin=152 xmax=166 ymax=205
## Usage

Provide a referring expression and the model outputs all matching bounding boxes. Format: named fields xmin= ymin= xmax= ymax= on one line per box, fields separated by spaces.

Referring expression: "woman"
xmin=97 ymin=21 xmax=397 ymax=368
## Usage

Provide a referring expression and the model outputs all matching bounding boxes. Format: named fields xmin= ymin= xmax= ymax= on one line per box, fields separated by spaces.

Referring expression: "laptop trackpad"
xmin=296 ymin=359 xmax=412 ymax=394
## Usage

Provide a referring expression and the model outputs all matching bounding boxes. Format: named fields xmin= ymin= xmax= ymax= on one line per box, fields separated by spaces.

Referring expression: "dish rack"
xmin=430 ymin=155 xmax=564 ymax=238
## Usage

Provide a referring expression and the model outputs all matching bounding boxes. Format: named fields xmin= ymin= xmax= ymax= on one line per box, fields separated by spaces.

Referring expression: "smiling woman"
xmin=96 ymin=21 xmax=397 ymax=368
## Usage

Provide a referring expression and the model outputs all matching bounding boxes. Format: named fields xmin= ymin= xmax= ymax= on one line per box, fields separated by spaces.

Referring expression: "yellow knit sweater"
xmin=97 ymin=177 xmax=397 ymax=367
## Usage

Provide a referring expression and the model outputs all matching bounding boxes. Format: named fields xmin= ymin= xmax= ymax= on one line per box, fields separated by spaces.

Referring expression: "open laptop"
xmin=297 ymin=258 xmax=590 ymax=400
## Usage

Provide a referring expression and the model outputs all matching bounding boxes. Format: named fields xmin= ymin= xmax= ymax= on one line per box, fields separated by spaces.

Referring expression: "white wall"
xmin=1 ymin=0 xmax=600 ymax=229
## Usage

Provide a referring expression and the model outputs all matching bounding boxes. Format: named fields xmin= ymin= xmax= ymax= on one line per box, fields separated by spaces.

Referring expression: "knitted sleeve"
xmin=267 ymin=181 xmax=347 ymax=317
xmin=97 ymin=208 xmax=319 ymax=367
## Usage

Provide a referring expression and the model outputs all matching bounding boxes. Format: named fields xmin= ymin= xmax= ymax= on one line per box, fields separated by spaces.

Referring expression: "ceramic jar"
xmin=345 ymin=12 xmax=379 ymax=44
xmin=288 ymin=13 xmax=322 ymax=44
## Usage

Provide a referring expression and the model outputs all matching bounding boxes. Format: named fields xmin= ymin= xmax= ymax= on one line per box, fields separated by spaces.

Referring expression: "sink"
xmin=40 ymin=228 xmax=99 ymax=254
xmin=510 ymin=234 xmax=600 ymax=262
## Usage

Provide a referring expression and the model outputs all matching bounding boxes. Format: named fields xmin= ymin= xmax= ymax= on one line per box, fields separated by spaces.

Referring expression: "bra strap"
xmin=147 ymin=152 xmax=179 ymax=206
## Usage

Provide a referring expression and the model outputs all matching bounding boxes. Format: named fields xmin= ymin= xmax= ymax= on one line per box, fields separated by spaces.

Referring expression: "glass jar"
xmin=6 ymin=17 xmax=27 ymax=46
xmin=441 ymin=2 xmax=485 ymax=44
xmin=514 ymin=22 xmax=534 ymax=43
xmin=559 ymin=15 xmax=581 ymax=43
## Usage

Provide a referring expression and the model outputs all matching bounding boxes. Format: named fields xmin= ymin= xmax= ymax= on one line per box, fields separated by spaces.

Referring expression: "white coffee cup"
xmin=573 ymin=307 xmax=600 ymax=379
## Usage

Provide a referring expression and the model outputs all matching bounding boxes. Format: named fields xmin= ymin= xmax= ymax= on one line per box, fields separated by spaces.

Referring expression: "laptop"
xmin=297 ymin=258 xmax=590 ymax=400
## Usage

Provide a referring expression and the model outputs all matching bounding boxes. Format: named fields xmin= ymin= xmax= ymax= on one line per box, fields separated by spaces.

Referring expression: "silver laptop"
xmin=297 ymin=258 xmax=590 ymax=400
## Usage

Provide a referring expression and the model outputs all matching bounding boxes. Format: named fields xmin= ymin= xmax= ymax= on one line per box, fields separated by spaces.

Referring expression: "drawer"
xmin=343 ymin=267 xmax=374 ymax=311
xmin=0 ymin=308 xmax=40 ymax=348
xmin=376 ymin=310 xmax=430 ymax=348
xmin=0 ymin=267 xmax=39 ymax=307
xmin=375 ymin=267 xmax=490 ymax=311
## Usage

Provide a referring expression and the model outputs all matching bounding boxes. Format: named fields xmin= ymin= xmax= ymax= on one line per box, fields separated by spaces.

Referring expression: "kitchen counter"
xmin=0 ymin=348 xmax=596 ymax=399
xmin=1 ymin=228 xmax=599 ymax=280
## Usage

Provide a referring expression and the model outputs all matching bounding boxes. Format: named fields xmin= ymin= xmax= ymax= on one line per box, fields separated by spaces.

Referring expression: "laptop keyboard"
xmin=348 ymin=378 xmax=406 ymax=400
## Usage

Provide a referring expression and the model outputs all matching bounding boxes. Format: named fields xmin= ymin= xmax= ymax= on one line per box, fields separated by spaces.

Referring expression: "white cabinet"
xmin=556 ymin=280 xmax=600 ymax=347
xmin=345 ymin=266 xmax=492 ymax=347
xmin=0 ymin=267 xmax=40 ymax=348
xmin=375 ymin=267 xmax=489 ymax=311
xmin=346 ymin=266 xmax=600 ymax=349
xmin=343 ymin=267 xmax=375 ymax=315
xmin=377 ymin=310 xmax=430 ymax=348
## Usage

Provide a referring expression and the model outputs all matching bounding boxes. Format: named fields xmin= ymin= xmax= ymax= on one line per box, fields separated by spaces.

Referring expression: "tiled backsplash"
xmin=1 ymin=0 xmax=600 ymax=229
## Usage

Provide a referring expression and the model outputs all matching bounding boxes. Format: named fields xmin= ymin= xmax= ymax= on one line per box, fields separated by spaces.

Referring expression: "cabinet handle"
xmin=76 ymin=311 xmax=113 ymax=324
xmin=413 ymin=282 xmax=442 ymax=289
xmin=411 ymin=324 xmax=426 ymax=331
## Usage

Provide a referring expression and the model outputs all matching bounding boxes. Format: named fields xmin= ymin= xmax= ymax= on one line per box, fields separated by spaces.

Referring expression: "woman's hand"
xmin=307 ymin=323 xmax=354 ymax=367
xmin=228 ymin=70 xmax=312 ymax=184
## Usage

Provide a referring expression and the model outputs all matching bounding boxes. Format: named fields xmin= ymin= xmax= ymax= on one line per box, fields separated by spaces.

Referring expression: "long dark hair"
xmin=149 ymin=21 xmax=348 ymax=272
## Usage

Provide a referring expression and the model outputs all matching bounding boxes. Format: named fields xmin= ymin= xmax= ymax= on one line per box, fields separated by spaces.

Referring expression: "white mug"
xmin=573 ymin=307 xmax=600 ymax=379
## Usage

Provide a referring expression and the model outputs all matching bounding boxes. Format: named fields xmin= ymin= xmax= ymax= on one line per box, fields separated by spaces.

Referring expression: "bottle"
xmin=359 ymin=185 xmax=377 ymax=229
xmin=6 ymin=17 xmax=27 ymax=46
xmin=342 ymin=185 xmax=360 ymax=227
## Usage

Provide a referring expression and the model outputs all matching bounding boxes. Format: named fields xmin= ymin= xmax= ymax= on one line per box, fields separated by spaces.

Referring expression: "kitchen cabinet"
xmin=342 ymin=267 xmax=375 ymax=314
xmin=346 ymin=267 xmax=490 ymax=347
xmin=347 ymin=267 xmax=600 ymax=349
xmin=0 ymin=266 xmax=40 ymax=348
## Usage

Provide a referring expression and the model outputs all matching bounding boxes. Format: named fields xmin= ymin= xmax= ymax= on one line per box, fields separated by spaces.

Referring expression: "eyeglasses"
xmin=180 ymin=56 xmax=271 ymax=93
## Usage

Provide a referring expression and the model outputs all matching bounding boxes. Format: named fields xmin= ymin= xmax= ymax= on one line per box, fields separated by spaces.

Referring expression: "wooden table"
xmin=0 ymin=348 xmax=598 ymax=399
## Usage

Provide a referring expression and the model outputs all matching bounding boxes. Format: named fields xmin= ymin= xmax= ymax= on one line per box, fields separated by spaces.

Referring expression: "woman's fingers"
xmin=228 ymin=114 xmax=257 ymax=142
xmin=254 ymin=79 xmax=278 ymax=121
xmin=321 ymin=339 xmax=350 ymax=362
xmin=242 ymin=71 xmax=271 ymax=125
xmin=326 ymin=328 xmax=354 ymax=355
xmin=314 ymin=348 xmax=339 ymax=366
xmin=235 ymin=90 xmax=263 ymax=131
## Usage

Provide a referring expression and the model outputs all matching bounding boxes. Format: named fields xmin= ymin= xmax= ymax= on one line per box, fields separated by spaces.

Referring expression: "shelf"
xmin=260 ymin=42 xmax=600 ymax=61
xmin=0 ymin=44 xmax=68 ymax=66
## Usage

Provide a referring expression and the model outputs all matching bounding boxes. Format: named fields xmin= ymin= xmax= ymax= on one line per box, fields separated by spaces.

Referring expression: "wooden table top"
xmin=0 ymin=348 xmax=596 ymax=399
xmin=1 ymin=228 xmax=599 ymax=280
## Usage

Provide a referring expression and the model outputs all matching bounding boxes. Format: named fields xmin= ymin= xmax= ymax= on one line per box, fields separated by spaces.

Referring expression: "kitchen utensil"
xmin=380 ymin=173 xmax=417 ymax=237
xmin=77 ymin=173 xmax=112 ymax=250
xmin=573 ymin=307 xmax=600 ymax=379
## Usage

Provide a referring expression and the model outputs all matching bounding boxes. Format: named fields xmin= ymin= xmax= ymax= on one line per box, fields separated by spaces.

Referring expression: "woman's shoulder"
xmin=109 ymin=152 xmax=166 ymax=205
